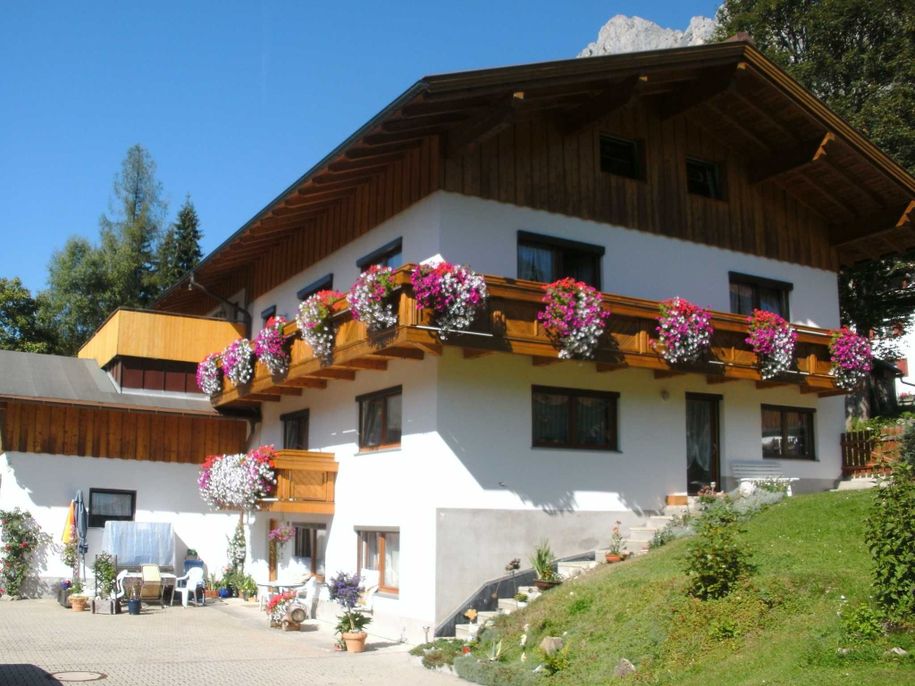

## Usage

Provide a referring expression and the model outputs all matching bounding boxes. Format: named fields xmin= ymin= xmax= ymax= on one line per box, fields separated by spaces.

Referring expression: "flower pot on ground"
xmin=605 ymin=553 xmax=623 ymax=564
xmin=328 ymin=571 xmax=373 ymax=652
xmin=127 ymin=599 xmax=141 ymax=615
xmin=530 ymin=540 xmax=562 ymax=591
xmin=70 ymin=596 xmax=88 ymax=612
xmin=342 ymin=631 xmax=368 ymax=653
xmin=91 ymin=598 xmax=121 ymax=615
xmin=605 ymin=520 xmax=627 ymax=564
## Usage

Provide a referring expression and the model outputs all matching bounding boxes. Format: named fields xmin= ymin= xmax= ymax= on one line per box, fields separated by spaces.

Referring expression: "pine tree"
xmin=157 ymin=195 xmax=203 ymax=292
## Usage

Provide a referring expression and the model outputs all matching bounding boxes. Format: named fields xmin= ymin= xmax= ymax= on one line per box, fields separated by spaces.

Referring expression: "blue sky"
xmin=0 ymin=1 xmax=721 ymax=293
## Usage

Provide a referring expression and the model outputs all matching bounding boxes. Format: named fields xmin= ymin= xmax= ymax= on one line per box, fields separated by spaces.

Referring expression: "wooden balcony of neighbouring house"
xmin=210 ymin=265 xmax=844 ymax=409
xmin=79 ymin=308 xmax=246 ymax=368
xmin=258 ymin=449 xmax=338 ymax=515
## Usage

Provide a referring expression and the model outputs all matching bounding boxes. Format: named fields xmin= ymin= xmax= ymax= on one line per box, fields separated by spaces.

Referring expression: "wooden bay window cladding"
xmin=259 ymin=449 xmax=337 ymax=515
xmin=762 ymin=404 xmax=816 ymax=460
xmin=358 ymin=530 xmax=399 ymax=594
xmin=209 ymin=267 xmax=843 ymax=410
xmin=0 ymin=400 xmax=247 ymax=462
xmin=532 ymin=386 xmax=619 ymax=451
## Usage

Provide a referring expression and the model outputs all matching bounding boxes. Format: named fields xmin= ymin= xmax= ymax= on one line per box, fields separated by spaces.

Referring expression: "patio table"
xmin=256 ymin=578 xmax=310 ymax=609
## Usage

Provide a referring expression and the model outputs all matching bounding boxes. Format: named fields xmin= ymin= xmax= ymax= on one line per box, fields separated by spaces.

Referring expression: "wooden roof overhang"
xmin=208 ymin=266 xmax=845 ymax=411
xmin=156 ymin=42 xmax=915 ymax=312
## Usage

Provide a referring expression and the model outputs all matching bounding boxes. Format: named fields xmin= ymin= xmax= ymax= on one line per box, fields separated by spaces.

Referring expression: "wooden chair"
xmin=140 ymin=564 xmax=165 ymax=608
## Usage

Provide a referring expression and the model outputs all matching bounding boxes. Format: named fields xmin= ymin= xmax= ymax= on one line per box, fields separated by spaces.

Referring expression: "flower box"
xmin=57 ymin=587 xmax=71 ymax=608
xmin=91 ymin=598 xmax=121 ymax=615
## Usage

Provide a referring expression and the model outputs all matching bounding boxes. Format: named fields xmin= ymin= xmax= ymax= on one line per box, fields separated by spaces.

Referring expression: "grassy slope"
xmin=470 ymin=491 xmax=913 ymax=685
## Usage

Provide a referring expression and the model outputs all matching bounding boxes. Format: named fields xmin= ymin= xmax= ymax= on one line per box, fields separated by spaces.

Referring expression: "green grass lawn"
xmin=460 ymin=490 xmax=914 ymax=685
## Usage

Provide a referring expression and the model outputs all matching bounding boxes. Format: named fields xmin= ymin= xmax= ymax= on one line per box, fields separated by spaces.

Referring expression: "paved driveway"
xmin=0 ymin=598 xmax=458 ymax=685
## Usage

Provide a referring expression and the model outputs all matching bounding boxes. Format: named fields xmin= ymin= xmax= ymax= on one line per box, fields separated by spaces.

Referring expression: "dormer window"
xmin=686 ymin=157 xmax=724 ymax=200
xmin=599 ymin=135 xmax=643 ymax=180
xmin=357 ymin=237 xmax=402 ymax=272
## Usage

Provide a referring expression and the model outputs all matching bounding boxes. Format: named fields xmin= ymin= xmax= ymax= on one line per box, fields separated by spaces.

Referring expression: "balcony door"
xmin=686 ymin=394 xmax=720 ymax=495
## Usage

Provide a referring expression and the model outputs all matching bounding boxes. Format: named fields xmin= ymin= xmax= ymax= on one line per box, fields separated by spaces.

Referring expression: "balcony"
xmin=79 ymin=308 xmax=245 ymax=368
xmin=211 ymin=266 xmax=843 ymax=408
xmin=258 ymin=449 xmax=338 ymax=514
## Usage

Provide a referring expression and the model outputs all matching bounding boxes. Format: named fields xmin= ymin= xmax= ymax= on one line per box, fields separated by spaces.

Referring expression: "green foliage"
xmin=0 ymin=508 xmax=48 ymax=598
xmin=865 ymin=462 xmax=915 ymax=622
xmin=60 ymin=540 xmax=78 ymax=571
xmin=334 ymin=609 xmax=371 ymax=635
xmin=900 ymin=422 xmax=915 ymax=469
xmin=92 ymin=551 xmax=117 ymax=598
xmin=227 ymin=519 xmax=246 ymax=573
xmin=529 ymin=540 xmax=557 ymax=582
xmin=156 ymin=195 xmax=203 ymax=292
xmin=0 ymin=277 xmax=55 ymax=353
xmin=513 ymin=592 xmax=528 ymax=602
xmin=684 ymin=497 xmax=756 ymax=600
xmin=452 ymin=655 xmax=540 ymax=686
xmin=410 ymin=638 xmax=467 ymax=670
xmin=716 ymin=0 xmax=915 ymax=353
xmin=841 ymin=601 xmax=886 ymax=641
xmin=541 ymin=644 xmax=571 ymax=675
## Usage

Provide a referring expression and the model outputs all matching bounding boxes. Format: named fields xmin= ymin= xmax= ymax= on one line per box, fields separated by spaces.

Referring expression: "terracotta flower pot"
xmin=534 ymin=579 xmax=561 ymax=591
xmin=605 ymin=553 xmax=623 ymax=564
xmin=70 ymin=596 xmax=88 ymax=612
xmin=342 ymin=631 xmax=367 ymax=653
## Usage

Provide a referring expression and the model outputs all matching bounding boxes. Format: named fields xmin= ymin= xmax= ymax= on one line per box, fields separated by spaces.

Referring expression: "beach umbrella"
xmin=62 ymin=501 xmax=75 ymax=544
xmin=75 ymin=490 xmax=88 ymax=556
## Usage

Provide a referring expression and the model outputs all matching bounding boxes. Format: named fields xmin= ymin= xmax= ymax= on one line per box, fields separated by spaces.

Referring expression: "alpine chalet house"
xmin=4 ymin=41 xmax=914 ymax=638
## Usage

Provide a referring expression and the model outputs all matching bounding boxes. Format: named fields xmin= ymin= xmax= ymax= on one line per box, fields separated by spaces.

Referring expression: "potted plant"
xmin=328 ymin=571 xmax=372 ymax=652
xmin=347 ymin=265 xmax=398 ymax=332
xmin=204 ymin=573 xmax=220 ymax=600
xmin=537 ymin=277 xmax=609 ymax=359
xmin=58 ymin=579 xmax=73 ymax=608
xmin=605 ymin=521 xmax=626 ymax=563
xmin=530 ymin=540 xmax=561 ymax=591
xmin=124 ymin=578 xmax=142 ymax=615
xmin=185 ymin=548 xmax=198 ymax=561
xmin=69 ymin=580 xmax=88 ymax=612
xmin=91 ymin=551 xmax=120 ymax=614
xmin=237 ymin=574 xmax=257 ymax=601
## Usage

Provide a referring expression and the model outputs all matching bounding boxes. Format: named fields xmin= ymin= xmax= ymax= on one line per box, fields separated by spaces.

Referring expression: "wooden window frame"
xmin=280 ymin=409 xmax=310 ymax=450
xmin=296 ymin=273 xmax=334 ymax=301
xmin=517 ymin=231 xmax=604 ymax=289
xmin=599 ymin=134 xmax=644 ymax=180
xmin=357 ymin=529 xmax=399 ymax=595
xmin=761 ymin=404 xmax=816 ymax=460
xmin=728 ymin=271 xmax=793 ymax=319
xmin=356 ymin=237 xmax=402 ymax=271
xmin=293 ymin=523 xmax=326 ymax=580
xmin=531 ymin=385 xmax=619 ymax=451
xmin=356 ymin=385 xmax=402 ymax=451
xmin=88 ymin=488 xmax=136 ymax=528
xmin=686 ymin=157 xmax=726 ymax=200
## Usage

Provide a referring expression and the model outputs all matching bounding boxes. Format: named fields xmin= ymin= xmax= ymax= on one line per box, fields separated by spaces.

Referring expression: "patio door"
xmin=686 ymin=394 xmax=720 ymax=495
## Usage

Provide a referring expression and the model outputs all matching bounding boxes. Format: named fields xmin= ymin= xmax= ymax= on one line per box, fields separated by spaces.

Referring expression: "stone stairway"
xmin=452 ymin=585 xmax=542 ymax=640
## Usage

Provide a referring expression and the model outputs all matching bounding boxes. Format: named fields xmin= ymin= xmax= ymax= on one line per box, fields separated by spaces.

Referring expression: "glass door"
xmin=686 ymin=394 xmax=721 ymax=495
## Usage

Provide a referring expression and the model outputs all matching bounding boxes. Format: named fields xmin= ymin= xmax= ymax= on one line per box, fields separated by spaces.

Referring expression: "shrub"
xmin=0 ymin=508 xmax=47 ymax=598
xmin=452 ymin=655 xmax=540 ymax=686
xmin=865 ymin=462 xmax=915 ymax=622
xmin=900 ymin=422 xmax=915 ymax=469
xmin=840 ymin=602 xmax=885 ymax=641
xmin=684 ymin=498 xmax=755 ymax=600
xmin=410 ymin=638 xmax=467 ymax=670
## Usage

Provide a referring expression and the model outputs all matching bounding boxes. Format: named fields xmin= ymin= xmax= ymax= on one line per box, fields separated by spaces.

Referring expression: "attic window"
xmin=686 ymin=158 xmax=724 ymax=200
xmin=599 ymin=135 xmax=642 ymax=180
xmin=297 ymin=274 xmax=334 ymax=301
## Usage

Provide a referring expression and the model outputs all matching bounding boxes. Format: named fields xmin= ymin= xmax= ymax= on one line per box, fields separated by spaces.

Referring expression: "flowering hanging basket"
xmin=829 ymin=327 xmax=873 ymax=390
xmin=536 ymin=278 xmax=609 ymax=359
xmin=654 ymin=297 xmax=714 ymax=365
xmin=347 ymin=265 xmax=397 ymax=332
xmin=222 ymin=338 xmax=255 ymax=387
xmin=745 ymin=309 xmax=798 ymax=380
xmin=196 ymin=353 xmax=223 ymax=397
xmin=296 ymin=290 xmax=344 ymax=363
xmin=254 ymin=316 xmax=290 ymax=377
xmin=197 ymin=445 xmax=277 ymax=511
xmin=411 ymin=262 xmax=488 ymax=340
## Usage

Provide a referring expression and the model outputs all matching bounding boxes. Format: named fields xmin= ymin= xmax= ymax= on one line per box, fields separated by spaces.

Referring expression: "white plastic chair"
xmin=294 ymin=577 xmax=318 ymax=619
xmin=173 ymin=566 xmax=205 ymax=608
xmin=356 ymin=569 xmax=380 ymax=615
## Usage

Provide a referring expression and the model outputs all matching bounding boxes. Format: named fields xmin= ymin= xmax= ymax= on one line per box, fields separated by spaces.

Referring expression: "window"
xmin=761 ymin=405 xmax=815 ymax=460
xmin=281 ymin=409 xmax=309 ymax=450
xmin=293 ymin=524 xmax=327 ymax=578
xmin=357 ymin=530 xmax=399 ymax=594
xmin=260 ymin=305 xmax=277 ymax=327
xmin=532 ymin=386 xmax=619 ymax=451
xmin=599 ymin=135 xmax=643 ymax=180
xmin=297 ymin=273 xmax=334 ymax=301
xmin=357 ymin=386 xmax=402 ymax=450
xmin=729 ymin=272 xmax=792 ymax=319
xmin=88 ymin=488 xmax=136 ymax=528
xmin=686 ymin=157 xmax=724 ymax=199
xmin=517 ymin=231 xmax=604 ymax=289
xmin=357 ymin=237 xmax=402 ymax=272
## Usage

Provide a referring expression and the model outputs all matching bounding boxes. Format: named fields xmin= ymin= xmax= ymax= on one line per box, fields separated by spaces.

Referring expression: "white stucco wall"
xmin=0 ymin=452 xmax=240 ymax=584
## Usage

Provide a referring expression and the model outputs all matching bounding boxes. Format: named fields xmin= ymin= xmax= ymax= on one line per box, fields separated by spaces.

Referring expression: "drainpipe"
xmin=187 ymin=272 xmax=252 ymax=338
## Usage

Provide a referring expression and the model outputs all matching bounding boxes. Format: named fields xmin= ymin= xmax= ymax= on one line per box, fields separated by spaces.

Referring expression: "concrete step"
xmin=833 ymin=478 xmax=878 ymax=491
xmin=648 ymin=515 xmax=675 ymax=529
xmin=476 ymin=611 xmax=499 ymax=624
xmin=516 ymin=585 xmax=542 ymax=598
xmin=558 ymin=560 xmax=599 ymax=579
xmin=627 ymin=526 xmax=659 ymax=543
xmin=455 ymin=623 xmax=481 ymax=640
xmin=497 ymin=598 xmax=528 ymax=613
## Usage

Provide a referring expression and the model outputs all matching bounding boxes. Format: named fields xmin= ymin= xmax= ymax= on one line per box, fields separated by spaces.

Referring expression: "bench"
xmin=729 ymin=460 xmax=799 ymax=496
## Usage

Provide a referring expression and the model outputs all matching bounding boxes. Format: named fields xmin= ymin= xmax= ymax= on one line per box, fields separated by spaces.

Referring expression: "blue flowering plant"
xmin=327 ymin=571 xmax=372 ymax=634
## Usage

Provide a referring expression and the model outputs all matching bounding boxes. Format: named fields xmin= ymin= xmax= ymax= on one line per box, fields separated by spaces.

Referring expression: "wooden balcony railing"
xmin=212 ymin=265 xmax=843 ymax=407
xmin=257 ymin=449 xmax=338 ymax=514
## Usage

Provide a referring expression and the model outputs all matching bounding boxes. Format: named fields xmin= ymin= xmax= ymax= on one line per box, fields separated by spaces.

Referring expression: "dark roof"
xmin=155 ymin=41 xmax=915 ymax=311
xmin=0 ymin=349 xmax=219 ymax=415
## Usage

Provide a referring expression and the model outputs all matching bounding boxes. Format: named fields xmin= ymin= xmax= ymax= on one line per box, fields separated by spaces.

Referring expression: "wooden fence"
xmin=840 ymin=426 xmax=903 ymax=475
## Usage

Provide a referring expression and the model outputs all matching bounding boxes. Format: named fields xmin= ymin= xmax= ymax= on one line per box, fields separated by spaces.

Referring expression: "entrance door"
xmin=685 ymin=394 xmax=720 ymax=495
